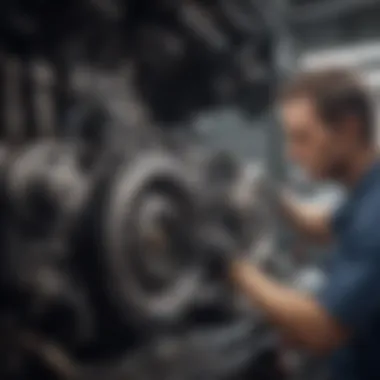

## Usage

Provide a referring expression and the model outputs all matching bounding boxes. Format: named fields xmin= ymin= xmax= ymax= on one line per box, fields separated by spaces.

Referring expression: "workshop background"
xmin=1 ymin=1 xmax=380 ymax=380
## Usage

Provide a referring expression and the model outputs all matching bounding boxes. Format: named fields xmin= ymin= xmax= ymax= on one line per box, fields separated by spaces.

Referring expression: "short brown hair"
xmin=279 ymin=68 xmax=375 ymax=142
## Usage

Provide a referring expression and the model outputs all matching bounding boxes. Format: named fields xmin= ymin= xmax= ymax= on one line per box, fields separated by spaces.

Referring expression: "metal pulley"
xmin=104 ymin=151 xmax=202 ymax=328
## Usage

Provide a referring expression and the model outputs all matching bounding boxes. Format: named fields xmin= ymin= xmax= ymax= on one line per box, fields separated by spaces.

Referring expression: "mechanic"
xmin=230 ymin=68 xmax=380 ymax=380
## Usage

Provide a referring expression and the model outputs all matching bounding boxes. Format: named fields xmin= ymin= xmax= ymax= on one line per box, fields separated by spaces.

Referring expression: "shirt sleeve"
xmin=317 ymin=224 xmax=380 ymax=331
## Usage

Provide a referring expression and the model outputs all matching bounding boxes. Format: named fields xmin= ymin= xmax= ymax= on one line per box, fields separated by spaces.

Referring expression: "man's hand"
xmin=229 ymin=259 xmax=348 ymax=354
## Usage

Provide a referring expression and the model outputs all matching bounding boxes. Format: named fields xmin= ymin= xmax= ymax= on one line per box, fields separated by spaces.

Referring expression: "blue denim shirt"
xmin=317 ymin=161 xmax=380 ymax=380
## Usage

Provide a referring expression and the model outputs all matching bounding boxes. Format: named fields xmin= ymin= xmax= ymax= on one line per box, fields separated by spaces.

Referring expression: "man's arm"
xmin=231 ymin=261 xmax=347 ymax=354
xmin=231 ymin=215 xmax=380 ymax=354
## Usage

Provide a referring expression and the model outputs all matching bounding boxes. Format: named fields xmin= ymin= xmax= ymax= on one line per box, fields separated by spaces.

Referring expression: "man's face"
xmin=280 ymin=97 xmax=351 ymax=180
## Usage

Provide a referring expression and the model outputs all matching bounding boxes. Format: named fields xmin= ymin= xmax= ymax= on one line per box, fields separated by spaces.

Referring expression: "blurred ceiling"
xmin=286 ymin=0 xmax=380 ymax=49
xmin=288 ymin=0 xmax=380 ymax=24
